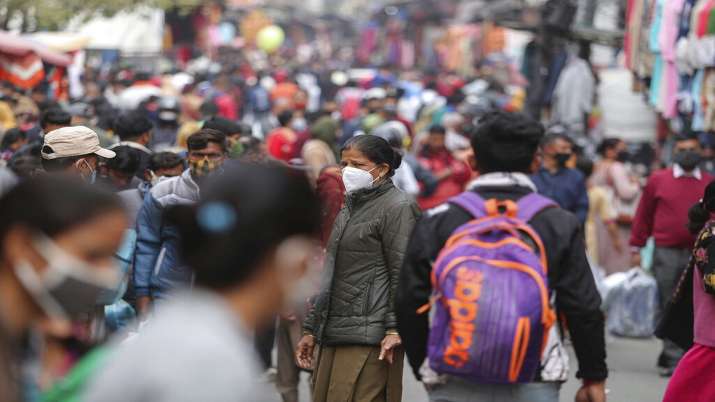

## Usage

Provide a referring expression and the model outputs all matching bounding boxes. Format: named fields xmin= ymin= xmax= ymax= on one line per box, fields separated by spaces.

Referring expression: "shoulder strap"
xmin=516 ymin=193 xmax=558 ymax=222
xmin=448 ymin=192 xmax=486 ymax=219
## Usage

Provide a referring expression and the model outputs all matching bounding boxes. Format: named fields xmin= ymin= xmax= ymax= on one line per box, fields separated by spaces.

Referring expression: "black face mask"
xmin=554 ymin=152 xmax=572 ymax=168
xmin=673 ymin=150 xmax=702 ymax=172
xmin=616 ymin=150 xmax=631 ymax=163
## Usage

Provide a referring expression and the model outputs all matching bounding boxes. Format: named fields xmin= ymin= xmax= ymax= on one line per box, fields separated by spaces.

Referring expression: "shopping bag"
xmin=603 ymin=267 xmax=658 ymax=338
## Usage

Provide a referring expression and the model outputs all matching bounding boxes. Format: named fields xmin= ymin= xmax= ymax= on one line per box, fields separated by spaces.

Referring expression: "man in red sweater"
xmin=630 ymin=134 xmax=713 ymax=376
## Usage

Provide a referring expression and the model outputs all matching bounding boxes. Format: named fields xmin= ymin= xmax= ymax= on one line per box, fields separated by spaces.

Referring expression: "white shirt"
xmin=673 ymin=164 xmax=703 ymax=180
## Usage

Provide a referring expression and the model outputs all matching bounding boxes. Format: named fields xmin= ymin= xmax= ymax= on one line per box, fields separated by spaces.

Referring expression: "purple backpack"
xmin=426 ymin=192 xmax=557 ymax=383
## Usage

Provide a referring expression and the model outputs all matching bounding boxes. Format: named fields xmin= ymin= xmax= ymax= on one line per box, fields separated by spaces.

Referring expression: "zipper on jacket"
xmin=361 ymin=268 xmax=377 ymax=315
xmin=153 ymin=247 xmax=167 ymax=277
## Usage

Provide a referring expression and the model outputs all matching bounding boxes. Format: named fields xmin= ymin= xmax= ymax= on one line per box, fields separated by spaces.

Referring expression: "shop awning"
xmin=0 ymin=30 xmax=72 ymax=89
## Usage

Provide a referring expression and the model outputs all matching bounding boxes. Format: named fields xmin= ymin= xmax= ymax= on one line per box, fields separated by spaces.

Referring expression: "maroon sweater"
xmin=630 ymin=168 xmax=713 ymax=249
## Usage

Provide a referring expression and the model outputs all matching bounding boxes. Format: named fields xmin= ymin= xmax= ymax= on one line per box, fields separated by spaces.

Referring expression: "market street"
xmin=273 ymin=336 xmax=669 ymax=402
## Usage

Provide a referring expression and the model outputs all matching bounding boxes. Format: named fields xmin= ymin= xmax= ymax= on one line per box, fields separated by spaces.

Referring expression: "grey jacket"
xmin=304 ymin=180 xmax=420 ymax=346
xmin=84 ymin=290 xmax=272 ymax=402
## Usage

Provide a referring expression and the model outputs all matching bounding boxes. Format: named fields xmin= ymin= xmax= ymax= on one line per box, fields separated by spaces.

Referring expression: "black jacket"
xmin=304 ymin=180 xmax=421 ymax=346
xmin=396 ymin=185 xmax=608 ymax=381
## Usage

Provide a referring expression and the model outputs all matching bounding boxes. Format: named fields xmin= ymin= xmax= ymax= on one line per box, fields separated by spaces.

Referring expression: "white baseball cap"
xmin=41 ymin=126 xmax=116 ymax=160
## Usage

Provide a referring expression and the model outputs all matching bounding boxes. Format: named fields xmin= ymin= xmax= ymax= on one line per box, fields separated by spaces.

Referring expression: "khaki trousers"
xmin=311 ymin=345 xmax=403 ymax=402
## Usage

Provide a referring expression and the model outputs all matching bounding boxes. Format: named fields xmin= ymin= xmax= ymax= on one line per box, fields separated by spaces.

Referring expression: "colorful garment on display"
xmin=628 ymin=0 xmax=715 ymax=131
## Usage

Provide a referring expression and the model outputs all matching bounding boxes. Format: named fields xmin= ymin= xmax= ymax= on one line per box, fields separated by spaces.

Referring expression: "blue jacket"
xmin=133 ymin=170 xmax=200 ymax=299
xmin=532 ymin=167 xmax=589 ymax=224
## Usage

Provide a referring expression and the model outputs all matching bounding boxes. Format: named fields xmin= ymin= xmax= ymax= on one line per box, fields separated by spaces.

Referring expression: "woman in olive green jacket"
xmin=297 ymin=135 xmax=421 ymax=402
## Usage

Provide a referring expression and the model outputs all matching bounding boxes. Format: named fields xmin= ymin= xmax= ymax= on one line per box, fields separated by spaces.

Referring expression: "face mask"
xmin=148 ymin=170 xmax=161 ymax=186
xmin=13 ymin=234 xmax=122 ymax=320
xmin=189 ymin=157 xmax=223 ymax=178
xmin=673 ymin=150 xmax=702 ymax=172
xmin=554 ymin=152 xmax=571 ymax=168
xmin=291 ymin=118 xmax=307 ymax=132
xmin=616 ymin=150 xmax=631 ymax=163
xmin=275 ymin=237 xmax=321 ymax=311
xmin=77 ymin=159 xmax=96 ymax=184
xmin=342 ymin=166 xmax=378 ymax=193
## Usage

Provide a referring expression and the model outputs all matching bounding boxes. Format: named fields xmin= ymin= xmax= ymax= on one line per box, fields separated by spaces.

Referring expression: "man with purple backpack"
xmin=396 ymin=111 xmax=607 ymax=402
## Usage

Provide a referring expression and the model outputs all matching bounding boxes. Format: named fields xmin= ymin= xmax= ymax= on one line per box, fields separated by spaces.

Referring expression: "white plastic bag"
xmin=603 ymin=267 xmax=658 ymax=338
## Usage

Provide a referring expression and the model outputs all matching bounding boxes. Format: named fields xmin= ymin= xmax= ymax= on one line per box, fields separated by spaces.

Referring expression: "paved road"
xmin=269 ymin=335 xmax=669 ymax=402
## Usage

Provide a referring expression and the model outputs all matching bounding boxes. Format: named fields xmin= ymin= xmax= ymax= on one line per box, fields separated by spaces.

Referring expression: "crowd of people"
xmin=0 ymin=41 xmax=713 ymax=402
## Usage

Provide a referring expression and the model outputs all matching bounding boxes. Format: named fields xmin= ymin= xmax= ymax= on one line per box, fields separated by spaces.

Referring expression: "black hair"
xmin=597 ymin=138 xmax=623 ymax=156
xmin=168 ymin=162 xmax=321 ymax=290
xmin=104 ymin=147 xmax=139 ymax=176
xmin=37 ymin=100 xmax=62 ymax=113
xmin=576 ymin=156 xmax=594 ymax=178
xmin=470 ymin=111 xmax=544 ymax=174
xmin=133 ymin=71 xmax=151 ymax=82
xmin=688 ymin=180 xmax=715 ymax=235
xmin=1 ymin=128 xmax=25 ymax=151
xmin=149 ymin=152 xmax=184 ymax=171
xmin=428 ymin=124 xmax=447 ymax=135
xmin=41 ymin=152 xmax=96 ymax=172
xmin=199 ymin=101 xmax=219 ymax=117
xmin=114 ymin=111 xmax=153 ymax=141
xmin=187 ymin=129 xmax=227 ymax=153
xmin=202 ymin=117 xmax=245 ymax=138
xmin=277 ymin=111 xmax=294 ymax=128
xmin=446 ymin=89 xmax=465 ymax=106
xmin=8 ymin=154 xmax=42 ymax=179
xmin=341 ymin=135 xmax=402 ymax=177
xmin=40 ymin=108 xmax=71 ymax=130
xmin=0 ymin=175 xmax=122 ymax=258
xmin=674 ymin=132 xmax=700 ymax=144
xmin=540 ymin=132 xmax=572 ymax=148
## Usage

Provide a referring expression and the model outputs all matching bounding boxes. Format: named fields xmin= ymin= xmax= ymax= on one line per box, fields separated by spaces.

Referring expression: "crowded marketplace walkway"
xmin=1 ymin=1 xmax=715 ymax=402
xmin=270 ymin=337 xmax=669 ymax=402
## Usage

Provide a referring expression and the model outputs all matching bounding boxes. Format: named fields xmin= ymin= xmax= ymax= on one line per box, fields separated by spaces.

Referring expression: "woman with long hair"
xmin=592 ymin=138 xmax=641 ymax=273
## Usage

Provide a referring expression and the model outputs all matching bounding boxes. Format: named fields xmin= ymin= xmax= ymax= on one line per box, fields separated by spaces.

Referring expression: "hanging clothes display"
xmin=660 ymin=0 xmax=686 ymax=118
xmin=649 ymin=0 xmax=666 ymax=111
xmin=627 ymin=0 xmax=715 ymax=135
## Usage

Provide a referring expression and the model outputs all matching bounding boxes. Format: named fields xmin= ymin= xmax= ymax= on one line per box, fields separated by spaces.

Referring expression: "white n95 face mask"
xmin=342 ymin=166 xmax=377 ymax=194
xmin=13 ymin=234 xmax=122 ymax=320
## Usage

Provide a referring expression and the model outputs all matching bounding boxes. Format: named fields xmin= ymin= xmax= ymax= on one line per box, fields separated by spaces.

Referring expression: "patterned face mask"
xmin=189 ymin=157 xmax=222 ymax=178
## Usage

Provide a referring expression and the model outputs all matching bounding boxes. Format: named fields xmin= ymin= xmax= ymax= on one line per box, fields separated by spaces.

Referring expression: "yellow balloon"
xmin=256 ymin=25 xmax=285 ymax=53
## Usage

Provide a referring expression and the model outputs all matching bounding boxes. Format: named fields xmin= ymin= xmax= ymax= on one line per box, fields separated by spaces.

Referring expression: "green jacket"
xmin=304 ymin=180 xmax=420 ymax=346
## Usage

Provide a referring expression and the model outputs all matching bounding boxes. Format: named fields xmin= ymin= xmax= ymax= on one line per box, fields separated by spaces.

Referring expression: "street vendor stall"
xmin=0 ymin=31 xmax=72 ymax=89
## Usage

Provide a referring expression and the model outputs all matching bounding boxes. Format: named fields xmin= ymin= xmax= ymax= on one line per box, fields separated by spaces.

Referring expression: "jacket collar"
xmin=181 ymin=169 xmax=200 ymax=194
xmin=467 ymin=172 xmax=537 ymax=192
xmin=346 ymin=179 xmax=394 ymax=209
